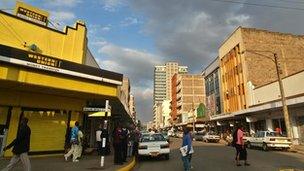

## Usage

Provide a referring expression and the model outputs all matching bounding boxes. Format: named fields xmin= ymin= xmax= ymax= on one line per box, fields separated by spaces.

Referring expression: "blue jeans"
xmin=181 ymin=155 xmax=190 ymax=171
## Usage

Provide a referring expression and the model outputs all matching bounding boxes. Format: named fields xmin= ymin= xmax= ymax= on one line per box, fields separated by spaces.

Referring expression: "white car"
xmin=202 ymin=132 xmax=220 ymax=143
xmin=245 ymin=131 xmax=291 ymax=151
xmin=138 ymin=133 xmax=170 ymax=160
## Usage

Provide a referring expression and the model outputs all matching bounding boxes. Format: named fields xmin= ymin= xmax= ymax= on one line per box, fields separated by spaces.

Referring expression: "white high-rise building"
xmin=153 ymin=62 xmax=188 ymax=105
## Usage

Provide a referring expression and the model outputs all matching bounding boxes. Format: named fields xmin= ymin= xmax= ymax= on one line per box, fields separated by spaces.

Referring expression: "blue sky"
xmin=1 ymin=0 xmax=304 ymax=123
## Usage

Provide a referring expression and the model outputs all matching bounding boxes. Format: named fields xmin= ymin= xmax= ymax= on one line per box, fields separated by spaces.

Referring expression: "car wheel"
xmin=247 ymin=142 xmax=251 ymax=149
xmin=165 ymin=154 xmax=169 ymax=160
xmin=262 ymin=143 xmax=268 ymax=151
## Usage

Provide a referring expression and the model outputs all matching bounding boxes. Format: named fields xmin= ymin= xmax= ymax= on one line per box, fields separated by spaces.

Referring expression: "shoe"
xmin=73 ymin=160 xmax=79 ymax=162
xmin=191 ymin=166 xmax=194 ymax=169
xmin=64 ymin=155 xmax=68 ymax=161
xmin=245 ymin=163 xmax=250 ymax=166
xmin=236 ymin=164 xmax=242 ymax=166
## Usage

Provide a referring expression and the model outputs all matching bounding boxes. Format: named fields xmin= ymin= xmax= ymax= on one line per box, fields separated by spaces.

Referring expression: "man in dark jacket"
xmin=2 ymin=117 xmax=31 ymax=171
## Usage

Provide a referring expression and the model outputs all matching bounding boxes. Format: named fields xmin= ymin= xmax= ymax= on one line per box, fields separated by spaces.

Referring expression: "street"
xmin=135 ymin=138 xmax=304 ymax=171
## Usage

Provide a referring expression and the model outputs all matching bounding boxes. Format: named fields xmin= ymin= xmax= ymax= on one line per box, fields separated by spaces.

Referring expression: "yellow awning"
xmin=88 ymin=111 xmax=111 ymax=117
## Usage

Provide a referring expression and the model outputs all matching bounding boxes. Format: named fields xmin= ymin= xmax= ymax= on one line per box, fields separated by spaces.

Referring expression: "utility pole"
xmin=274 ymin=54 xmax=293 ymax=139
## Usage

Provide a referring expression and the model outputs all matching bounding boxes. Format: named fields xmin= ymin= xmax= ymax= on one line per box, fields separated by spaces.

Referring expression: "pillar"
xmin=266 ymin=119 xmax=273 ymax=132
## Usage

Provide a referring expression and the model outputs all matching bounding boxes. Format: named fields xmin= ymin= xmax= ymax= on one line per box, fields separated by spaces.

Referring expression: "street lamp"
xmin=239 ymin=50 xmax=293 ymax=140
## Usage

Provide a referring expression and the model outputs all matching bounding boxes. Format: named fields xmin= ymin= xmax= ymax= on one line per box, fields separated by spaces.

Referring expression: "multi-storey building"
xmin=154 ymin=66 xmax=166 ymax=105
xmin=162 ymin=100 xmax=171 ymax=128
xmin=154 ymin=62 xmax=188 ymax=105
xmin=153 ymin=103 xmax=163 ymax=129
xmin=217 ymin=27 xmax=304 ymax=144
xmin=129 ymin=94 xmax=136 ymax=122
xmin=203 ymin=58 xmax=222 ymax=117
xmin=171 ymin=74 xmax=205 ymax=124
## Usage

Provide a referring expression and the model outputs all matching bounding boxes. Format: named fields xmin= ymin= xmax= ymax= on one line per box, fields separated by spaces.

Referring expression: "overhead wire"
xmin=209 ymin=0 xmax=304 ymax=11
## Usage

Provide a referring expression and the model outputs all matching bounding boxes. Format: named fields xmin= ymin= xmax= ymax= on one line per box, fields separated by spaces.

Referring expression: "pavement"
xmin=291 ymin=145 xmax=304 ymax=155
xmin=0 ymin=152 xmax=134 ymax=171
xmin=135 ymin=138 xmax=304 ymax=171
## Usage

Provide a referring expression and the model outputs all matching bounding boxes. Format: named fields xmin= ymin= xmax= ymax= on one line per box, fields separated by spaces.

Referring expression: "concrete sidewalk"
xmin=291 ymin=145 xmax=304 ymax=155
xmin=0 ymin=153 xmax=133 ymax=171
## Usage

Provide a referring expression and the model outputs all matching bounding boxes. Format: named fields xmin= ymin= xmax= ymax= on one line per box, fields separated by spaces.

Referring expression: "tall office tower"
xmin=154 ymin=62 xmax=188 ymax=105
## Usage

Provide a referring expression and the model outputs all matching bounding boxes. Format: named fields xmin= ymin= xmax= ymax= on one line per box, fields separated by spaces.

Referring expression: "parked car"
xmin=138 ymin=133 xmax=170 ymax=160
xmin=192 ymin=131 xmax=205 ymax=141
xmin=245 ymin=131 xmax=291 ymax=151
xmin=202 ymin=132 xmax=220 ymax=143
xmin=161 ymin=131 xmax=170 ymax=141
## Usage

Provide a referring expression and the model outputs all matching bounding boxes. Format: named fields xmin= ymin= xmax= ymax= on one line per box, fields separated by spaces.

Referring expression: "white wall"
xmin=251 ymin=71 xmax=304 ymax=106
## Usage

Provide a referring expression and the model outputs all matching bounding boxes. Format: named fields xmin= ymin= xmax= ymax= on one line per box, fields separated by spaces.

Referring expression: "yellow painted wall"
xmin=0 ymin=65 xmax=117 ymax=97
xmin=0 ymin=10 xmax=87 ymax=64
xmin=4 ymin=107 xmax=21 ymax=157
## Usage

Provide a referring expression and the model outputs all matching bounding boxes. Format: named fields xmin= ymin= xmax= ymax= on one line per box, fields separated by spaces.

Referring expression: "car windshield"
xmin=141 ymin=134 xmax=166 ymax=142
xmin=266 ymin=132 xmax=283 ymax=137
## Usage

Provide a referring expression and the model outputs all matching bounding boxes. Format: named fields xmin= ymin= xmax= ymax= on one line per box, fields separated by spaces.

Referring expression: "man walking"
xmin=96 ymin=124 xmax=102 ymax=155
xmin=64 ymin=121 xmax=79 ymax=162
xmin=2 ymin=117 xmax=31 ymax=171
xmin=113 ymin=124 xmax=123 ymax=165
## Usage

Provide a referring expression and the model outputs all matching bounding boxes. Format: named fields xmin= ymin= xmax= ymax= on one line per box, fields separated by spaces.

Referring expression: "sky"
xmin=1 ymin=0 xmax=304 ymax=123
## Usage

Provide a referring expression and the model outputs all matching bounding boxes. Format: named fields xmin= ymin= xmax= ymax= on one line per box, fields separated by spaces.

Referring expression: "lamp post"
xmin=240 ymin=50 xmax=293 ymax=140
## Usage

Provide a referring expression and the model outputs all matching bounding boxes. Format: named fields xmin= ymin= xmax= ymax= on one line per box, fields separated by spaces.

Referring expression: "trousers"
xmin=1 ymin=152 xmax=31 ymax=171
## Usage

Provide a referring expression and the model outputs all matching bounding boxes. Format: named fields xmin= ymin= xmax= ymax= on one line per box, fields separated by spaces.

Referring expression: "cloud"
xmin=94 ymin=42 xmax=162 ymax=122
xmin=46 ymin=0 xmax=82 ymax=7
xmin=120 ymin=17 xmax=139 ymax=27
xmin=96 ymin=43 xmax=162 ymax=88
xmin=50 ymin=11 xmax=75 ymax=25
xmin=100 ymin=0 xmax=126 ymax=12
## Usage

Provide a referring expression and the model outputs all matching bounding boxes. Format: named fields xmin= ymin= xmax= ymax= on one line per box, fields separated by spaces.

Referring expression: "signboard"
xmin=196 ymin=103 xmax=206 ymax=118
xmin=16 ymin=7 xmax=48 ymax=26
xmin=0 ymin=44 xmax=123 ymax=85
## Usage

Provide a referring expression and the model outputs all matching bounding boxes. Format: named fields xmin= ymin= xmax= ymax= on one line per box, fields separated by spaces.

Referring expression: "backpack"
xmin=232 ymin=129 xmax=238 ymax=147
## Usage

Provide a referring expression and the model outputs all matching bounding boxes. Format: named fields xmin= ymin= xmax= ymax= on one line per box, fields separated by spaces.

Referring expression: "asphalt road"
xmin=135 ymin=138 xmax=304 ymax=171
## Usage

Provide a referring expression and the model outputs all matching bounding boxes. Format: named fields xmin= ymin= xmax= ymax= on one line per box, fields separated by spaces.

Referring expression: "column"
xmin=249 ymin=122 xmax=255 ymax=135
xmin=266 ymin=119 xmax=273 ymax=132
xmin=291 ymin=115 xmax=299 ymax=145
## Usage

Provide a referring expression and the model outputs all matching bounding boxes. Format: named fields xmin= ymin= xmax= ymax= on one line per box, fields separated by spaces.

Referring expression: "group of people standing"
xmin=64 ymin=121 xmax=84 ymax=162
xmin=112 ymin=124 xmax=140 ymax=165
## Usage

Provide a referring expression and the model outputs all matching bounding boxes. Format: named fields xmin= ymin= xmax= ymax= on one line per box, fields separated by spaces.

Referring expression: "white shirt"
xmin=96 ymin=130 xmax=102 ymax=142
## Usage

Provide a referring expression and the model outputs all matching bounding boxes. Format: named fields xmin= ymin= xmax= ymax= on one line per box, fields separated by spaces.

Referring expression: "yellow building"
xmin=0 ymin=2 xmax=127 ymax=157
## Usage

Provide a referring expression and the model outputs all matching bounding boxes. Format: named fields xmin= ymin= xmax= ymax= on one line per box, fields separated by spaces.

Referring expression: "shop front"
xmin=0 ymin=45 xmax=123 ymax=157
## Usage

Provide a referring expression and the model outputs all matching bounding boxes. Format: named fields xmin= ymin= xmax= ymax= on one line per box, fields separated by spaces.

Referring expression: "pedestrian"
xmin=113 ymin=124 xmax=123 ymax=165
xmin=189 ymin=129 xmax=194 ymax=169
xmin=64 ymin=121 xmax=80 ymax=162
xmin=75 ymin=126 xmax=84 ymax=160
xmin=133 ymin=127 xmax=140 ymax=157
xmin=233 ymin=125 xmax=250 ymax=166
xmin=1 ymin=117 xmax=31 ymax=171
xmin=96 ymin=124 xmax=102 ymax=155
xmin=180 ymin=127 xmax=192 ymax=171
xmin=121 ymin=126 xmax=129 ymax=162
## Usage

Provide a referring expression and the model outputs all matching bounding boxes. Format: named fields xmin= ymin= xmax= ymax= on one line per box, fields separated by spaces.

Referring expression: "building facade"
xmin=171 ymin=74 xmax=205 ymax=125
xmin=203 ymin=58 xmax=222 ymax=117
xmin=0 ymin=2 xmax=129 ymax=157
xmin=213 ymin=27 xmax=304 ymax=144
xmin=129 ymin=95 xmax=136 ymax=122
xmin=154 ymin=62 xmax=188 ymax=105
